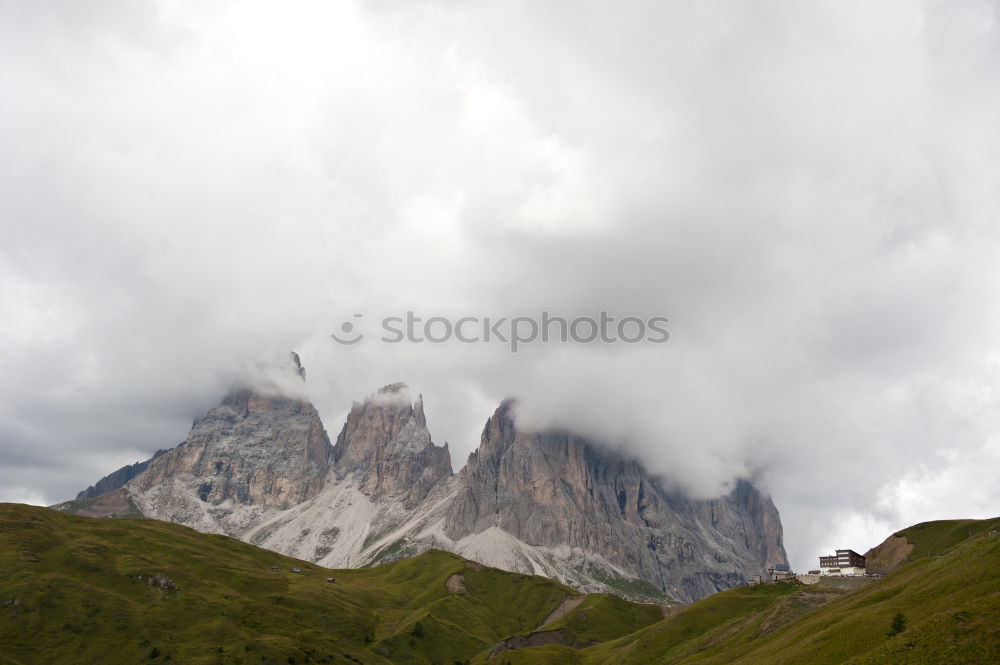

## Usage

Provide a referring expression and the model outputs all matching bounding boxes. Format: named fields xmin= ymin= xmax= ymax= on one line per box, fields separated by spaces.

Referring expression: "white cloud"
xmin=1 ymin=0 xmax=998 ymax=568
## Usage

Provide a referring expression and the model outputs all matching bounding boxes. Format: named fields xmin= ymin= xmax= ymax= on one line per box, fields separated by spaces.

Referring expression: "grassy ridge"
xmin=3 ymin=504 xmax=997 ymax=664
xmin=581 ymin=581 xmax=806 ymax=665
xmin=687 ymin=527 xmax=1000 ymax=665
xmin=0 ymin=503 xmax=588 ymax=664
xmin=896 ymin=517 xmax=1000 ymax=560
xmin=512 ymin=518 xmax=998 ymax=665
xmin=474 ymin=517 xmax=1000 ymax=664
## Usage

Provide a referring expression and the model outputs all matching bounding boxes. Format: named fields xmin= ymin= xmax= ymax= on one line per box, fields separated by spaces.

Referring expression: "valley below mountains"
xmin=59 ymin=364 xmax=787 ymax=604
xmin=3 ymin=504 xmax=997 ymax=665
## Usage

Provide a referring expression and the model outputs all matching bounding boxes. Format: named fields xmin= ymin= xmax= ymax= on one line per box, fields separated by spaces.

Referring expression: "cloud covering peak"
xmin=1 ymin=0 xmax=999 ymax=570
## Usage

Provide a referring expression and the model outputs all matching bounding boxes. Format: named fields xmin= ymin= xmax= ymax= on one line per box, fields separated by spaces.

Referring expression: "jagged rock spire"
xmin=290 ymin=351 xmax=306 ymax=381
xmin=332 ymin=382 xmax=452 ymax=507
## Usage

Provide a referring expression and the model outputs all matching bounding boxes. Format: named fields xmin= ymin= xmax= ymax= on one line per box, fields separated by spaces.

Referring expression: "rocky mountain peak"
xmin=413 ymin=394 xmax=427 ymax=428
xmin=444 ymin=399 xmax=788 ymax=601
xmin=460 ymin=398 xmax=517 ymax=470
xmin=131 ymin=388 xmax=333 ymax=510
xmin=332 ymin=382 xmax=452 ymax=506
xmin=72 ymin=378 xmax=787 ymax=604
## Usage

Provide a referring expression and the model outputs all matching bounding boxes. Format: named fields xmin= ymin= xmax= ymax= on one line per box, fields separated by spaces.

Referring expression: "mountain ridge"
xmin=59 ymin=376 xmax=787 ymax=603
xmin=74 ymin=448 xmax=169 ymax=501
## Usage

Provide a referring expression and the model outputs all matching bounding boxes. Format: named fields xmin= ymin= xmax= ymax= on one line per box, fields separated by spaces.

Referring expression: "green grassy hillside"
xmin=2 ymin=504 xmax=997 ymax=665
xmin=672 ymin=523 xmax=1000 ymax=665
xmin=0 ymin=504 xmax=663 ymax=665
xmin=536 ymin=594 xmax=665 ymax=645
xmin=483 ymin=518 xmax=999 ymax=665
xmin=895 ymin=517 xmax=1000 ymax=561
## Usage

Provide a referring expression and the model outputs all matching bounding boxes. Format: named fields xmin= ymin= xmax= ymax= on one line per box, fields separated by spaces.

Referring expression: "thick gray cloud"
xmin=2 ymin=0 xmax=999 ymax=570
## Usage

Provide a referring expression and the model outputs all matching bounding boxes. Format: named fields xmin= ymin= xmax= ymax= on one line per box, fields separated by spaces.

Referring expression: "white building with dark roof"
xmin=818 ymin=549 xmax=866 ymax=575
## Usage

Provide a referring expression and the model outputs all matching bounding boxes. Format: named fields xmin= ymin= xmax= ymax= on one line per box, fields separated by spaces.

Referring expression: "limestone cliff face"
xmin=72 ymin=378 xmax=786 ymax=603
xmin=332 ymin=383 xmax=452 ymax=508
xmin=132 ymin=390 xmax=332 ymax=509
xmin=444 ymin=401 xmax=787 ymax=601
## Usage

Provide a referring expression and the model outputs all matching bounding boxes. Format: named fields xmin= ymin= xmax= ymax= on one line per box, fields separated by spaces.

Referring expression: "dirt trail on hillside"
xmin=537 ymin=595 xmax=586 ymax=628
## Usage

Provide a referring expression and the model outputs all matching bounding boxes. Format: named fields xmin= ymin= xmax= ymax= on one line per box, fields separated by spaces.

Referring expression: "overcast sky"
xmin=2 ymin=0 xmax=999 ymax=571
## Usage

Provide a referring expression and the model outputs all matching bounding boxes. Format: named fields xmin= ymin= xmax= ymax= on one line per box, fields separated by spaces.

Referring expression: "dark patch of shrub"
xmin=888 ymin=611 xmax=906 ymax=636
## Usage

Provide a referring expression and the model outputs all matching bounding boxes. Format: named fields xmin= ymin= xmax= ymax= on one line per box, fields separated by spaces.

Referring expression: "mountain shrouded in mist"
xmin=64 ymin=374 xmax=786 ymax=604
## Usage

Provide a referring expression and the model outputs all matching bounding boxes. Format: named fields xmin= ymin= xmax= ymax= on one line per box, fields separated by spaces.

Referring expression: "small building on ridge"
xmin=818 ymin=549 xmax=866 ymax=575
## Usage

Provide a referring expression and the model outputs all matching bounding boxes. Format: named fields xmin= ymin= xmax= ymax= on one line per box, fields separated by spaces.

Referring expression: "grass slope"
xmin=0 ymin=503 xmax=598 ymax=665
xmin=537 ymin=594 xmax=665 ymax=645
xmin=895 ymin=517 xmax=1000 ymax=561
xmin=485 ymin=518 xmax=1000 ymax=664
xmin=686 ymin=526 xmax=1000 ymax=665
xmin=4 ymin=504 xmax=996 ymax=665
xmin=468 ymin=594 xmax=665 ymax=665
